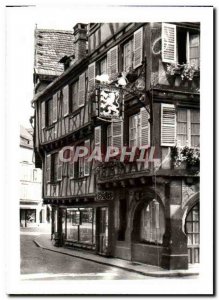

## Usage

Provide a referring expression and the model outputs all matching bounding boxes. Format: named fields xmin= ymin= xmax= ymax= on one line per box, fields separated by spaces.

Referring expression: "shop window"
xmin=66 ymin=208 xmax=96 ymax=245
xmin=140 ymin=199 xmax=165 ymax=244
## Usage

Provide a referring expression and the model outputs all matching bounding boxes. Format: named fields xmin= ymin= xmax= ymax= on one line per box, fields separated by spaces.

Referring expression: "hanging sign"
xmin=99 ymin=88 xmax=120 ymax=119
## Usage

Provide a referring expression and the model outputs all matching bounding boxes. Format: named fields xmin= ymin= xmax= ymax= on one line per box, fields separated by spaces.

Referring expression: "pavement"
xmin=34 ymin=234 xmax=199 ymax=278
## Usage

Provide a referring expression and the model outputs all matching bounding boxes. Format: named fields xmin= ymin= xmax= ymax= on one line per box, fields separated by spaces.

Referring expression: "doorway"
xmin=185 ymin=203 xmax=200 ymax=264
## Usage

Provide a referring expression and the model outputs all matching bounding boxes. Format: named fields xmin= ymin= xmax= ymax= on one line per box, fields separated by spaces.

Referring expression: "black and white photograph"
xmin=4 ymin=2 xmax=214 ymax=296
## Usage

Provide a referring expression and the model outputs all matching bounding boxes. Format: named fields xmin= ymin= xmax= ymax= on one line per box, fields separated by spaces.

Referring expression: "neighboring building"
xmin=32 ymin=23 xmax=200 ymax=269
xmin=20 ymin=125 xmax=50 ymax=227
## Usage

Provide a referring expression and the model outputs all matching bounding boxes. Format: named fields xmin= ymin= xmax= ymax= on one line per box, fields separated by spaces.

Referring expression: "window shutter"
xmin=69 ymin=162 xmax=75 ymax=179
xmin=112 ymin=121 xmax=123 ymax=148
xmin=133 ymin=27 xmax=143 ymax=69
xmin=107 ymin=46 xmax=118 ymax=79
xmin=162 ymin=23 xmax=176 ymax=63
xmin=140 ymin=107 xmax=150 ymax=147
xmin=88 ymin=62 xmax=96 ymax=92
xmin=94 ymin=126 xmax=101 ymax=147
xmin=161 ymin=104 xmax=176 ymax=146
xmin=78 ymin=72 xmax=86 ymax=107
xmin=41 ymin=101 xmax=45 ymax=129
xmin=53 ymin=93 xmax=58 ymax=123
xmin=63 ymin=85 xmax=69 ymax=116
xmin=46 ymin=154 xmax=51 ymax=183
xmin=57 ymin=151 xmax=63 ymax=181
xmin=84 ymin=139 xmax=90 ymax=176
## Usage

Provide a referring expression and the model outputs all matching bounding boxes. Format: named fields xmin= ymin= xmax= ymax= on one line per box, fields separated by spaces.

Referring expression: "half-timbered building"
xmin=33 ymin=22 xmax=200 ymax=270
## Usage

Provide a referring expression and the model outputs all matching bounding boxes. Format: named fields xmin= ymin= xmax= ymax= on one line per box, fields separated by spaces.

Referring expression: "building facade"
xmin=33 ymin=23 xmax=200 ymax=269
xmin=20 ymin=125 xmax=51 ymax=227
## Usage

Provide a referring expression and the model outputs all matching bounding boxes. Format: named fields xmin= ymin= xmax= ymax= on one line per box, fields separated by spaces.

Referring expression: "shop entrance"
xmin=97 ymin=207 xmax=109 ymax=255
xmin=185 ymin=203 xmax=200 ymax=264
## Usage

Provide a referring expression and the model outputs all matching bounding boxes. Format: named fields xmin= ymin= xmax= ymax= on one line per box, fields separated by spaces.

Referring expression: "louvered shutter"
xmin=112 ymin=121 xmax=123 ymax=148
xmin=88 ymin=62 xmax=96 ymax=92
xmin=46 ymin=154 xmax=51 ymax=183
xmin=140 ymin=107 xmax=150 ymax=147
xmin=41 ymin=101 xmax=45 ymax=129
xmin=53 ymin=93 xmax=58 ymax=122
xmin=133 ymin=27 xmax=143 ymax=69
xmin=162 ymin=23 xmax=176 ymax=63
xmin=84 ymin=139 xmax=90 ymax=176
xmin=57 ymin=151 xmax=63 ymax=181
xmin=94 ymin=126 xmax=101 ymax=147
xmin=69 ymin=162 xmax=74 ymax=179
xmin=107 ymin=46 xmax=118 ymax=79
xmin=161 ymin=104 xmax=176 ymax=146
xmin=63 ymin=85 xmax=69 ymax=116
xmin=78 ymin=72 xmax=86 ymax=107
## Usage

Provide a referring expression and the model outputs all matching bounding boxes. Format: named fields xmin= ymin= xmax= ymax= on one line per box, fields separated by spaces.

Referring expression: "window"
xmin=62 ymin=85 xmax=69 ymax=116
xmin=46 ymin=98 xmax=53 ymax=127
xmin=107 ymin=46 xmax=118 ymax=79
xmin=140 ymin=199 xmax=165 ymax=244
xmin=161 ymin=104 xmax=200 ymax=148
xmin=100 ymin=57 xmax=107 ymax=75
xmin=129 ymin=113 xmax=140 ymax=147
xmin=129 ymin=108 xmax=150 ymax=148
xmin=177 ymin=109 xmax=200 ymax=147
xmin=123 ymin=39 xmax=133 ymax=72
xmin=185 ymin=204 xmax=200 ymax=263
xmin=70 ymin=80 xmax=79 ymax=112
xmin=78 ymin=72 xmax=86 ymax=107
xmin=66 ymin=208 xmax=96 ymax=245
xmin=106 ymin=121 xmax=123 ymax=148
xmin=46 ymin=152 xmax=62 ymax=183
xmin=162 ymin=23 xmax=200 ymax=67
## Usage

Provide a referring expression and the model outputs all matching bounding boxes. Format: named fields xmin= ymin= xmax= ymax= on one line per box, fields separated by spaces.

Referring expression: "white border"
xmin=3 ymin=3 xmax=214 ymax=296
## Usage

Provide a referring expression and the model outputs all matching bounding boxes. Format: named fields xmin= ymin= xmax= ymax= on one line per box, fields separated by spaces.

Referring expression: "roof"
xmin=34 ymin=29 xmax=74 ymax=76
xmin=20 ymin=125 xmax=33 ymax=149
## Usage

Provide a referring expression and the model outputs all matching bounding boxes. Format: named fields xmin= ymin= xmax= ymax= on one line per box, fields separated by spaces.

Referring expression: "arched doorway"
xmin=185 ymin=203 xmax=200 ymax=264
xmin=131 ymin=197 xmax=165 ymax=266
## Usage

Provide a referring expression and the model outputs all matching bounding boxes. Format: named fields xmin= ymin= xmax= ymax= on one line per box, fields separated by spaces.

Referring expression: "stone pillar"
xmin=161 ymin=181 xmax=188 ymax=270
xmin=36 ymin=208 xmax=40 ymax=226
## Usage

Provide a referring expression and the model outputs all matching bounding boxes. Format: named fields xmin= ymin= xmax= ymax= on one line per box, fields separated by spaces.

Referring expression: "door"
xmin=97 ymin=207 xmax=109 ymax=255
xmin=185 ymin=203 xmax=200 ymax=264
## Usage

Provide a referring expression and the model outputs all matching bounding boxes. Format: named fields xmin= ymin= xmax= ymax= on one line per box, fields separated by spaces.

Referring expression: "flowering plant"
xmin=171 ymin=146 xmax=200 ymax=174
xmin=166 ymin=63 xmax=199 ymax=81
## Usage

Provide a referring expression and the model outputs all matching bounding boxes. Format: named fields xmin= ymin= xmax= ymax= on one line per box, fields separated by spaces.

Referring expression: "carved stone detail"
xmin=96 ymin=191 xmax=114 ymax=201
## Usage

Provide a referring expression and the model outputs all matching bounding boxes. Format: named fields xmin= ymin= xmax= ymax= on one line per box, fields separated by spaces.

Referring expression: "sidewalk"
xmin=34 ymin=234 xmax=199 ymax=278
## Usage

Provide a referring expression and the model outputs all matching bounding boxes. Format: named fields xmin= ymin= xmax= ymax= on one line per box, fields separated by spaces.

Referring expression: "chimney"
xmin=73 ymin=23 xmax=87 ymax=61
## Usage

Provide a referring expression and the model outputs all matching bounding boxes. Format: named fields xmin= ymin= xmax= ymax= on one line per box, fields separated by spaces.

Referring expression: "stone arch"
xmin=129 ymin=187 xmax=165 ymax=243
xmin=182 ymin=192 xmax=200 ymax=234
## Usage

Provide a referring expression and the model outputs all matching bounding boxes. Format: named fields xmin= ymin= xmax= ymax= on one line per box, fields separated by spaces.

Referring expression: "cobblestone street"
xmin=20 ymin=227 xmax=149 ymax=280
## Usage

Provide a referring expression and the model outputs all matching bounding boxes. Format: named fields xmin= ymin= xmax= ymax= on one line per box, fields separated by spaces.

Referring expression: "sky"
xmin=5 ymin=6 xmax=76 ymax=128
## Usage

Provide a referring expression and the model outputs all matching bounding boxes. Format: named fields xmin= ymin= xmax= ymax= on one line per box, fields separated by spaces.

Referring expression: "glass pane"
xmin=194 ymin=234 xmax=199 ymax=245
xmin=194 ymin=248 xmax=199 ymax=263
xmin=191 ymin=110 xmax=200 ymax=123
xmin=191 ymin=136 xmax=200 ymax=147
xmin=186 ymin=222 xmax=192 ymax=233
xmin=177 ymin=109 xmax=187 ymax=122
xmin=177 ymin=122 xmax=187 ymax=134
xmin=187 ymin=234 xmax=192 ymax=245
xmin=191 ymin=123 xmax=200 ymax=135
